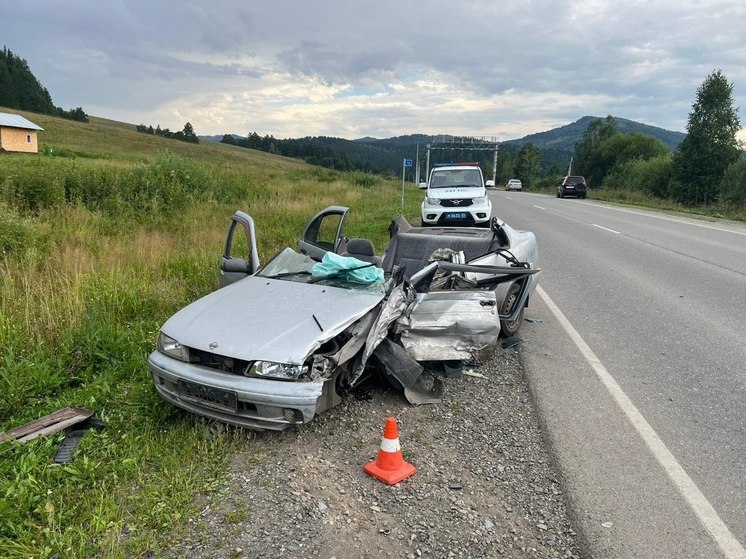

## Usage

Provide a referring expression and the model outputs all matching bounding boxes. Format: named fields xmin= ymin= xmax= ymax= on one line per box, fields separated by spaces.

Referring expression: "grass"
xmin=0 ymin=108 xmax=424 ymax=557
xmin=531 ymin=185 xmax=746 ymax=222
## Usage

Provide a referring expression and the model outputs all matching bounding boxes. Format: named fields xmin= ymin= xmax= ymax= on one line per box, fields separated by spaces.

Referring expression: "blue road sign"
xmin=404 ymin=159 xmax=413 ymax=167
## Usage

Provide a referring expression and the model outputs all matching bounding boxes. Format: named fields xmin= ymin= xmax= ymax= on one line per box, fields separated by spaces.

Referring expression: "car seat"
xmin=343 ymin=238 xmax=382 ymax=266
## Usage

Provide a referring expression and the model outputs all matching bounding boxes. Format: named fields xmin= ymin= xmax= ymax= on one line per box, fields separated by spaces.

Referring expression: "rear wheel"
xmin=499 ymin=282 xmax=525 ymax=337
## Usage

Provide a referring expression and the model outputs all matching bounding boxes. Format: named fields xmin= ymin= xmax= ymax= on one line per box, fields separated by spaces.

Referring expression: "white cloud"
xmin=4 ymin=0 xmax=745 ymax=139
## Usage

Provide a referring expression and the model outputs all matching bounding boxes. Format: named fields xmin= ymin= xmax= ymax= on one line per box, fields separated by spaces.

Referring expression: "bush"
xmin=128 ymin=152 xmax=214 ymax=214
xmin=720 ymin=157 xmax=746 ymax=206
xmin=350 ymin=172 xmax=382 ymax=188
xmin=603 ymin=154 xmax=673 ymax=198
xmin=0 ymin=202 xmax=36 ymax=255
xmin=1 ymin=164 xmax=65 ymax=212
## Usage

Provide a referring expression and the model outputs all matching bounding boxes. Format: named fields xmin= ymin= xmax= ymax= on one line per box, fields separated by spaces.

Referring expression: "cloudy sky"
xmin=5 ymin=0 xmax=746 ymax=141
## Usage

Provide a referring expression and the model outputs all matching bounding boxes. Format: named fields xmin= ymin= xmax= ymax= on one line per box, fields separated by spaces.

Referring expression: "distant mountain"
xmin=202 ymin=117 xmax=686 ymax=176
xmin=503 ymin=115 xmax=685 ymax=153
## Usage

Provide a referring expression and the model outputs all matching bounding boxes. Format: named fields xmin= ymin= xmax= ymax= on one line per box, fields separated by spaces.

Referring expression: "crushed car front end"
xmin=148 ymin=252 xmax=387 ymax=431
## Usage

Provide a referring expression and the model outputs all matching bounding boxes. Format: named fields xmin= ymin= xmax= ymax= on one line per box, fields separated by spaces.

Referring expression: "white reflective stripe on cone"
xmin=380 ymin=438 xmax=401 ymax=453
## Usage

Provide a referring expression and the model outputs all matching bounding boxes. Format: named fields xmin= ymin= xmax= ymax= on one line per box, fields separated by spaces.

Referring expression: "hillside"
xmin=2 ymin=106 xmax=311 ymax=172
xmin=204 ymin=117 xmax=685 ymax=176
xmin=0 ymin=47 xmax=87 ymax=121
xmin=503 ymin=115 xmax=686 ymax=152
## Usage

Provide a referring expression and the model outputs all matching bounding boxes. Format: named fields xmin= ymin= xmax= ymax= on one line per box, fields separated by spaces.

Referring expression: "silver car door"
xmin=298 ymin=206 xmax=350 ymax=261
xmin=398 ymin=290 xmax=500 ymax=361
xmin=220 ymin=211 xmax=260 ymax=288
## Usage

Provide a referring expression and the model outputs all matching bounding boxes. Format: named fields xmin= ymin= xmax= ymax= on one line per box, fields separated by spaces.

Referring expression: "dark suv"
xmin=557 ymin=175 xmax=588 ymax=199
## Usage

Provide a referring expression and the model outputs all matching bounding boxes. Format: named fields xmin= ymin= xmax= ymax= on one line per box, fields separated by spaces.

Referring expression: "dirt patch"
xmin=165 ymin=347 xmax=582 ymax=558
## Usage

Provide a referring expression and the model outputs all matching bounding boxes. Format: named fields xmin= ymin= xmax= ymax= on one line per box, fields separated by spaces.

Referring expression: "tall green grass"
xmin=0 ymin=130 xmax=422 ymax=557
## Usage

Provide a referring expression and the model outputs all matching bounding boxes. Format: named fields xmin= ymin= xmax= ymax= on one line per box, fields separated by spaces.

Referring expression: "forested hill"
xmin=0 ymin=46 xmax=88 ymax=122
xmin=203 ymin=117 xmax=686 ymax=176
xmin=503 ymin=115 xmax=686 ymax=152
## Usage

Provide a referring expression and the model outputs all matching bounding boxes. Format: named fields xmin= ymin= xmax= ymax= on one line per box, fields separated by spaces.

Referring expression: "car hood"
xmin=428 ymin=186 xmax=485 ymax=200
xmin=160 ymin=276 xmax=385 ymax=364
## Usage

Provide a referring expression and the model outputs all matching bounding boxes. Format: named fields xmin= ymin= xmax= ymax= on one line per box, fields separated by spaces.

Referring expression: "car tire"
xmin=556 ymin=191 xmax=560 ymax=198
xmin=499 ymin=282 xmax=525 ymax=337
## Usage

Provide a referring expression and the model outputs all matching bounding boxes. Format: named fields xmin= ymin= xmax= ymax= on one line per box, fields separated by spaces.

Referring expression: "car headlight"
xmin=425 ymin=198 xmax=441 ymax=205
xmin=157 ymin=332 xmax=190 ymax=362
xmin=246 ymin=361 xmax=308 ymax=380
xmin=472 ymin=196 xmax=488 ymax=204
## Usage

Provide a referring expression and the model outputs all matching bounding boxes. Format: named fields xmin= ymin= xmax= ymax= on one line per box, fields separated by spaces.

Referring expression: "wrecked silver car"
xmin=148 ymin=207 xmax=539 ymax=431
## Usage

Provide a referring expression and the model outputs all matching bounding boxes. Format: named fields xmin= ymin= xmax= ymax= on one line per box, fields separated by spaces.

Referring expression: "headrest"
xmin=346 ymin=238 xmax=376 ymax=256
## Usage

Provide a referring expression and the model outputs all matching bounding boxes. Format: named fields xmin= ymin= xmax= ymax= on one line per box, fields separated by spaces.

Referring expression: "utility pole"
xmin=415 ymin=142 xmax=420 ymax=185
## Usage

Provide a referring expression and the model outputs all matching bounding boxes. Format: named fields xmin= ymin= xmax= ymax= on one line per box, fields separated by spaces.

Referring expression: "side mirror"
xmin=419 ymin=181 xmax=427 ymax=189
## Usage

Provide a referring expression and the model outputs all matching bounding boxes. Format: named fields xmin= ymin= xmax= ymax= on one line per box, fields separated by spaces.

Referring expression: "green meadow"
xmin=0 ymin=108 xmax=423 ymax=557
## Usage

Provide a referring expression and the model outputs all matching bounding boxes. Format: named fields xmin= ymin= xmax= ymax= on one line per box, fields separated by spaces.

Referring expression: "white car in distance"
xmin=505 ymin=179 xmax=522 ymax=191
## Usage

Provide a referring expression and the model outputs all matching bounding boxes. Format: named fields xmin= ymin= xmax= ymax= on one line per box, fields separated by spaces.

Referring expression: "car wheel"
xmin=499 ymin=282 xmax=525 ymax=337
xmin=556 ymin=191 xmax=560 ymax=198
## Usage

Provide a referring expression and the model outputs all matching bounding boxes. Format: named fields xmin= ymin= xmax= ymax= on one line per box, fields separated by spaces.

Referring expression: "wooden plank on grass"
xmin=0 ymin=407 xmax=92 ymax=444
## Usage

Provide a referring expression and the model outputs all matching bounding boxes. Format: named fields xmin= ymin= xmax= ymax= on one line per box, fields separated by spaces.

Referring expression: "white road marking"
xmin=536 ymin=285 xmax=746 ymax=559
xmin=506 ymin=196 xmax=513 ymax=200
xmin=533 ymin=205 xmax=546 ymax=210
xmin=592 ymin=224 xmax=620 ymax=234
xmin=592 ymin=204 xmax=746 ymax=236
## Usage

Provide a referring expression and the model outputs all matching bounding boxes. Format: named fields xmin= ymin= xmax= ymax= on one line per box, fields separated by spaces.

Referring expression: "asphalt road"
xmin=487 ymin=190 xmax=746 ymax=558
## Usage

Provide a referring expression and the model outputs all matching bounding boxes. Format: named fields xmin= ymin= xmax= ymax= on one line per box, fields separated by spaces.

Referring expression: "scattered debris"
xmin=524 ymin=317 xmax=543 ymax=324
xmin=53 ymin=417 xmax=106 ymax=464
xmin=500 ymin=336 xmax=524 ymax=349
xmin=0 ymin=407 xmax=92 ymax=445
xmin=448 ymin=482 xmax=463 ymax=490
xmin=602 ymin=521 xmax=614 ymax=528
xmin=463 ymin=370 xmax=488 ymax=379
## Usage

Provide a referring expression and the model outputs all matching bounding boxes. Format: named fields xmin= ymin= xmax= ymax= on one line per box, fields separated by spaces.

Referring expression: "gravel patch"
xmin=165 ymin=346 xmax=582 ymax=559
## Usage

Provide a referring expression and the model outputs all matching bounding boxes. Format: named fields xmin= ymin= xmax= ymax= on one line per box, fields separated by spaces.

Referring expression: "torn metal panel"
xmin=348 ymin=283 xmax=414 ymax=386
xmin=398 ymin=290 xmax=499 ymax=361
xmin=0 ymin=408 xmax=93 ymax=445
xmin=370 ymin=339 xmax=443 ymax=405
xmin=330 ymin=311 xmax=376 ymax=367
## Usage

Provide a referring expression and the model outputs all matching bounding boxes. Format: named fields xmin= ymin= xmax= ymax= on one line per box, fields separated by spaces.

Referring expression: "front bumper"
xmin=420 ymin=202 xmax=492 ymax=226
xmin=148 ymin=351 xmax=332 ymax=431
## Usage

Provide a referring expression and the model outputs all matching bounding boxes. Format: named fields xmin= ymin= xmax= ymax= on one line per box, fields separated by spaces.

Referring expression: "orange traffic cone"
xmin=364 ymin=416 xmax=416 ymax=485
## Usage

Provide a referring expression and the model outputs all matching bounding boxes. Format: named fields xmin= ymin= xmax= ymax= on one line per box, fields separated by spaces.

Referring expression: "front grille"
xmin=440 ymin=198 xmax=473 ymax=208
xmin=189 ymin=347 xmax=251 ymax=376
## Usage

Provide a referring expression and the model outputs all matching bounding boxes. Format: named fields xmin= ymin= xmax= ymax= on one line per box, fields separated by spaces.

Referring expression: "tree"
xmin=514 ymin=142 xmax=542 ymax=188
xmin=182 ymin=122 xmax=199 ymax=144
xmin=672 ymin=70 xmax=742 ymax=204
xmin=719 ymin=155 xmax=746 ymax=206
xmin=495 ymin=148 xmax=517 ymax=183
xmin=221 ymin=133 xmax=237 ymax=145
xmin=591 ymin=133 xmax=669 ymax=187
xmin=575 ymin=115 xmax=618 ymax=183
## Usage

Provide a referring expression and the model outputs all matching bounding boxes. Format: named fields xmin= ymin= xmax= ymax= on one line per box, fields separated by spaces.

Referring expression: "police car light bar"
xmin=432 ymin=161 xmax=480 ymax=167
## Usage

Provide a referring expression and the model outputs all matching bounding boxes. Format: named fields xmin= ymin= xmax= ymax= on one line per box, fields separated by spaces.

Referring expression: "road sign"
xmin=404 ymin=159 xmax=413 ymax=167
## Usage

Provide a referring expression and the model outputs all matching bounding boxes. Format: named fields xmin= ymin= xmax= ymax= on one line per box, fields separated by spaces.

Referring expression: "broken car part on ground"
xmin=148 ymin=207 xmax=540 ymax=431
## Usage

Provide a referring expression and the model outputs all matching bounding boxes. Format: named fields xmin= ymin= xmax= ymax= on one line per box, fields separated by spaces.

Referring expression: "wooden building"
xmin=0 ymin=113 xmax=44 ymax=153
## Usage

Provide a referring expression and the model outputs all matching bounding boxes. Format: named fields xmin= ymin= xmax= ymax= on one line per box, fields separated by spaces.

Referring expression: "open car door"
xmin=220 ymin=211 xmax=260 ymax=288
xmin=298 ymin=206 xmax=350 ymax=261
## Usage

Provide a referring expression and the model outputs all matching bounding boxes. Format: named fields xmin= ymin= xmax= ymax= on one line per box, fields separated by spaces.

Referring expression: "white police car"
xmin=420 ymin=163 xmax=493 ymax=227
